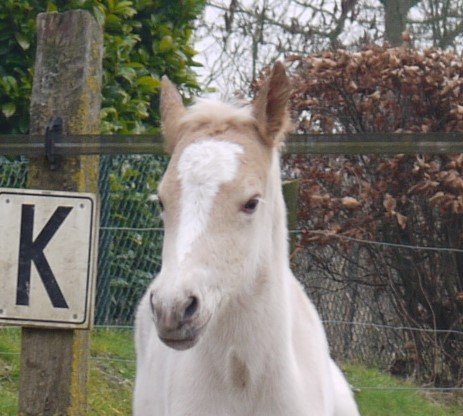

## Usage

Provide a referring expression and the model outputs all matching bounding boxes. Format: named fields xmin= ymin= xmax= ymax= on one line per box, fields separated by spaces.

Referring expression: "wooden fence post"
xmin=18 ymin=10 xmax=103 ymax=415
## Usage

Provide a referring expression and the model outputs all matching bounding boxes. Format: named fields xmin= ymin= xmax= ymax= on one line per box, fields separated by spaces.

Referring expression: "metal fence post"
xmin=18 ymin=10 xmax=103 ymax=415
xmin=282 ymin=180 xmax=300 ymax=256
xmin=96 ymin=156 xmax=112 ymax=325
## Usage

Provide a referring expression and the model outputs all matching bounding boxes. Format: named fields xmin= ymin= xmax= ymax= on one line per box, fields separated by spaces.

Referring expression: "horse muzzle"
xmin=150 ymin=291 xmax=208 ymax=351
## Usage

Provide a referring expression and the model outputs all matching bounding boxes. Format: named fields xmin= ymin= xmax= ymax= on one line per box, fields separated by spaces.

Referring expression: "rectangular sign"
xmin=0 ymin=188 xmax=99 ymax=329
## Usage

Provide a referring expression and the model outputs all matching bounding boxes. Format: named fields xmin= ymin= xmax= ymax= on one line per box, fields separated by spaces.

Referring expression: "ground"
xmin=0 ymin=327 xmax=461 ymax=415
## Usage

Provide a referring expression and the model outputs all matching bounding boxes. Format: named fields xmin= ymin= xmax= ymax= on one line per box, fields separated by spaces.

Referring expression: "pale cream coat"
xmin=134 ymin=63 xmax=360 ymax=416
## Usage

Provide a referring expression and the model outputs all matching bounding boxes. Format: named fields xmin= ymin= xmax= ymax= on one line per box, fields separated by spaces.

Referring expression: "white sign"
xmin=0 ymin=188 xmax=99 ymax=329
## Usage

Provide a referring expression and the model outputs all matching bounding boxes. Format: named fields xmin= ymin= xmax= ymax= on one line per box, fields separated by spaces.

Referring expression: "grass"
xmin=344 ymin=364 xmax=463 ymax=416
xmin=0 ymin=327 xmax=461 ymax=415
xmin=88 ymin=328 xmax=135 ymax=414
xmin=0 ymin=327 xmax=20 ymax=416
xmin=0 ymin=327 xmax=135 ymax=415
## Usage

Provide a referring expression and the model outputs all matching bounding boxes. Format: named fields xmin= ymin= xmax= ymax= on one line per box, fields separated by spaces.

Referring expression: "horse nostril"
xmin=183 ymin=296 xmax=199 ymax=320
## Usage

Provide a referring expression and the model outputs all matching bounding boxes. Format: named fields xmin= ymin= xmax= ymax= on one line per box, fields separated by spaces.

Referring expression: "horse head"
xmin=148 ymin=63 xmax=291 ymax=351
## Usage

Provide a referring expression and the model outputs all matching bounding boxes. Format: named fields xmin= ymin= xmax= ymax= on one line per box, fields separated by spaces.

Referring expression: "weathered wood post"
xmin=18 ymin=10 xmax=103 ymax=415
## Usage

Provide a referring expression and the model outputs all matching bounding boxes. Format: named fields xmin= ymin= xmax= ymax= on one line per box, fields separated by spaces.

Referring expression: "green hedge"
xmin=0 ymin=0 xmax=205 ymax=134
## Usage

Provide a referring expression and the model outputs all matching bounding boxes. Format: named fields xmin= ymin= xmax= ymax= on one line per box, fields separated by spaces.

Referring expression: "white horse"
xmin=134 ymin=62 xmax=360 ymax=416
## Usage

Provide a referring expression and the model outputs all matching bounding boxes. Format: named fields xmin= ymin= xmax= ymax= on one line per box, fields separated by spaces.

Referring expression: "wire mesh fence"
xmin=0 ymin=157 xmax=28 ymax=188
xmin=294 ymin=238 xmax=463 ymax=383
xmin=96 ymin=154 xmax=168 ymax=325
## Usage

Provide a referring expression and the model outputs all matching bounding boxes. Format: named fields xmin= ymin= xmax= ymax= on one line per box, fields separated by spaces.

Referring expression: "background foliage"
xmin=276 ymin=46 xmax=463 ymax=386
xmin=0 ymin=0 xmax=205 ymax=134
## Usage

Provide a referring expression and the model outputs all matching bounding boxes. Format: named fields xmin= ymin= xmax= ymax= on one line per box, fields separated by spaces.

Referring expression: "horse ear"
xmin=160 ymin=76 xmax=187 ymax=154
xmin=253 ymin=62 xmax=292 ymax=146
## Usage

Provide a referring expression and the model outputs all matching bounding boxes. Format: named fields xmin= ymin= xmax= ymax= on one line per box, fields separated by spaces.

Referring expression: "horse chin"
xmin=157 ymin=318 xmax=209 ymax=351
xmin=159 ymin=335 xmax=200 ymax=351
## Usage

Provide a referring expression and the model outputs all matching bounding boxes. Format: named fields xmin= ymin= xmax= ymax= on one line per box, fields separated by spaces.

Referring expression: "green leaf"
xmin=14 ymin=33 xmax=30 ymax=50
xmin=136 ymin=75 xmax=160 ymax=93
xmin=46 ymin=2 xmax=58 ymax=12
xmin=183 ymin=45 xmax=198 ymax=57
xmin=189 ymin=60 xmax=203 ymax=67
xmin=158 ymin=35 xmax=174 ymax=53
xmin=125 ymin=62 xmax=144 ymax=69
xmin=2 ymin=102 xmax=16 ymax=118
xmin=101 ymin=106 xmax=118 ymax=119
xmin=110 ymin=278 xmax=130 ymax=289
xmin=117 ymin=66 xmax=137 ymax=84
xmin=112 ymin=1 xmax=136 ymax=17
xmin=175 ymin=50 xmax=188 ymax=63
xmin=92 ymin=5 xmax=106 ymax=26
xmin=105 ymin=14 xmax=122 ymax=31
xmin=1 ymin=76 xmax=17 ymax=93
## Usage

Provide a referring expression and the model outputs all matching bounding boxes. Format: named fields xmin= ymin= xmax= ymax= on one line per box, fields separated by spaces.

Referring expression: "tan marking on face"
xmin=229 ymin=350 xmax=250 ymax=389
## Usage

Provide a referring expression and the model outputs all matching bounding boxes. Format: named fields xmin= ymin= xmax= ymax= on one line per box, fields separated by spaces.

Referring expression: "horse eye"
xmin=242 ymin=198 xmax=259 ymax=214
xmin=158 ymin=198 xmax=164 ymax=211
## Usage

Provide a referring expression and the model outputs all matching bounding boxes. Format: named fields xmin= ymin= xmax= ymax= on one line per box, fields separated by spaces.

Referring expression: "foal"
xmin=134 ymin=62 xmax=360 ymax=416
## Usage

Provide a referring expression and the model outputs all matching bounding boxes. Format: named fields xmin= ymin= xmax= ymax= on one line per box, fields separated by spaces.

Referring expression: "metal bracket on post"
xmin=45 ymin=116 xmax=63 ymax=170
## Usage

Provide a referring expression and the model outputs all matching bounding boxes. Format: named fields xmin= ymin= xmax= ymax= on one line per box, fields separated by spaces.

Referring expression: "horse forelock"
xmin=178 ymin=99 xmax=256 ymax=132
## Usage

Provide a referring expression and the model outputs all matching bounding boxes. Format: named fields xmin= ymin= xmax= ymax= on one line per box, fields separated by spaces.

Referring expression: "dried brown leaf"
xmin=342 ymin=196 xmax=361 ymax=209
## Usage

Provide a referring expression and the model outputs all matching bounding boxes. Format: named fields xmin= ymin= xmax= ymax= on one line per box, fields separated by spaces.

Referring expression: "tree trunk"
xmin=382 ymin=0 xmax=418 ymax=46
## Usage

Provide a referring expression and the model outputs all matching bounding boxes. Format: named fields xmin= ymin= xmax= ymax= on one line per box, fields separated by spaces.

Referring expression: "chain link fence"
xmin=0 ymin=157 xmax=28 ymax=188
xmin=0 ymin=155 xmax=168 ymax=326
xmin=295 ymin=243 xmax=463 ymax=384
xmin=96 ymin=155 xmax=169 ymax=325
